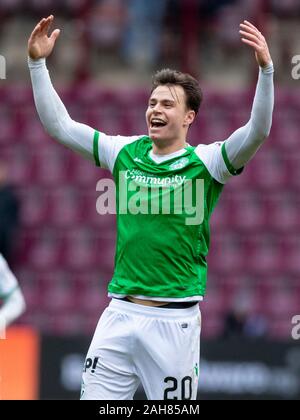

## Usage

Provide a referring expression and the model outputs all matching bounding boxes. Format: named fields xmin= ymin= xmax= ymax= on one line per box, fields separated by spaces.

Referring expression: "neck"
xmin=152 ymin=140 xmax=188 ymax=156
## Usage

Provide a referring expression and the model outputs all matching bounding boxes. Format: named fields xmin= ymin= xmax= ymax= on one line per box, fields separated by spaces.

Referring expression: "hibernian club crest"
xmin=169 ymin=157 xmax=189 ymax=171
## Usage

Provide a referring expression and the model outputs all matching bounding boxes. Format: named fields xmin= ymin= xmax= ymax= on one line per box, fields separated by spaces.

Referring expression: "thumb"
xmin=50 ymin=29 xmax=61 ymax=42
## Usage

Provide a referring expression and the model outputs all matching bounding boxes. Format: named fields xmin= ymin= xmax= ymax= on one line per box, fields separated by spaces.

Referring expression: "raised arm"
xmin=28 ymin=15 xmax=95 ymax=161
xmin=28 ymin=16 xmax=143 ymax=170
xmin=223 ymin=21 xmax=274 ymax=172
xmin=195 ymin=21 xmax=274 ymax=184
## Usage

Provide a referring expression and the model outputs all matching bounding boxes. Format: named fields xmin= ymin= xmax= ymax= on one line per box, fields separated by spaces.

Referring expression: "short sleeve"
xmin=195 ymin=141 xmax=243 ymax=184
xmin=93 ymin=131 xmax=144 ymax=172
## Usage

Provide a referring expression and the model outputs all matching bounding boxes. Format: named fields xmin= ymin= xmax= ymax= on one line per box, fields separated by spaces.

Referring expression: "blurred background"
xmin=0 ymin=0 xmax=300 ymax=400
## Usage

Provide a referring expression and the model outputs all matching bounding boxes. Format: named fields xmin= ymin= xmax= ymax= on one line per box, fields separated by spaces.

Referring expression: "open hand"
xmin=240 ymin=20 xmax=272 ymax=68
xmin=28 ymin=15 xmax=60 ymax=60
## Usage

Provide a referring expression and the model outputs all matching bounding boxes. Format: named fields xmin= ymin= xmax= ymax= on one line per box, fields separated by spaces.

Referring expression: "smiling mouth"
xmin=150 ymin=118 xmax=167 ymax=129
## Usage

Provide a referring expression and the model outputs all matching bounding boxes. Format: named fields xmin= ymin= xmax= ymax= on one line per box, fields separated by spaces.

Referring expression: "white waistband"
xmin=109 ymin=293 xmax=203 ymax=303
xmin=108 ymin=298 xmax=200 ymax=319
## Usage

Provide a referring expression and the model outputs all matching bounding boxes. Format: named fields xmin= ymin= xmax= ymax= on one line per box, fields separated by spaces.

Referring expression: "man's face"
xmin=146 ymin=85 xmax=195 ymax=143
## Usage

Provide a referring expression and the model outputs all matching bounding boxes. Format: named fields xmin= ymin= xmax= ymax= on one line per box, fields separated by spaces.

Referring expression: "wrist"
xmin=260 ymin=61 xmax=274 ymax=74
xmin=28 ymin=56 xmax=46 ymax=67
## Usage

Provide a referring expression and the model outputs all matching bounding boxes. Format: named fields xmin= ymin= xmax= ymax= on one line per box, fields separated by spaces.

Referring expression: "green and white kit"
xmin=29 ymin=57 xmax=274 ymax=400
xmin=94 ymin=132 xmax=241 ymax=301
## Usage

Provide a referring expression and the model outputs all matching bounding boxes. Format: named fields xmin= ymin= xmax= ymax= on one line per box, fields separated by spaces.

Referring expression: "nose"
xmin=152 ymin=103 xmax=163 ymax=113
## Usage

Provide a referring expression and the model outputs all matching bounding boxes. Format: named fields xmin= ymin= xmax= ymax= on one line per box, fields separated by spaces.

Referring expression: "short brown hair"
xmin=151 ymin=69 xmax=203 ymax=115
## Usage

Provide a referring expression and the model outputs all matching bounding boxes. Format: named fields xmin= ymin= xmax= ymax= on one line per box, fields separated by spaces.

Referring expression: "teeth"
xmin=151 ymin=119 xmax=166 ymax=126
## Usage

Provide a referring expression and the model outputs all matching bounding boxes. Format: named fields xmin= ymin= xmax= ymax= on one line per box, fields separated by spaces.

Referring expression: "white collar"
xmin=149 ymin=148 xmax=187 ymax=164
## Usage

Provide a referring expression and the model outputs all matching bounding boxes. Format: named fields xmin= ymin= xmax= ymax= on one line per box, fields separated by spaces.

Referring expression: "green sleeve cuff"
xmin=93 ymin=130 xmax=101 ymax=167
xmin=221 ymin=142 xmax=244 ymax=176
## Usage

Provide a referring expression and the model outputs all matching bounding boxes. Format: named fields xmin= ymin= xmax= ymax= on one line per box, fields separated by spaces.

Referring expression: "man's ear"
xmin=183 ymin=110 xmax=196 ymax=127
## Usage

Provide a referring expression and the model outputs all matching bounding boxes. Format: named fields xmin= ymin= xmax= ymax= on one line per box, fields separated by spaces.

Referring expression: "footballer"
xmin=28 ymin=16 xmax=274 ymax=400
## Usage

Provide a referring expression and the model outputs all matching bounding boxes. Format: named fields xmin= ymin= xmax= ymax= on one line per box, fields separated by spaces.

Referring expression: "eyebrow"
xmin=149 ymin=98 xmax=176 ymax=104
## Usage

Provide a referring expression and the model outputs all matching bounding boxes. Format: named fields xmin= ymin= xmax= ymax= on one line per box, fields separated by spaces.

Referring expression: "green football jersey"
xmin=94 ymin=132 xmax=241 ymax=300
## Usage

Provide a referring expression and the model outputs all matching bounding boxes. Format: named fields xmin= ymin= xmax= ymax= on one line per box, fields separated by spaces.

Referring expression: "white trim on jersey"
xmin=97 ymin=133 xmax=143 ymax=172
xmin=149 ymin=147 xmax=188 ymax=163
xmin=195 ymin=141 xmax=231 ymax=184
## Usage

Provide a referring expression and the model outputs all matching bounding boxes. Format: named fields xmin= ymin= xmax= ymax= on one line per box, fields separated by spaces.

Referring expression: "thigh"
xmin=134 ymin=311 xmax=201 ymax=401
xmin=81 ymin=308 xmax=140 ymax=400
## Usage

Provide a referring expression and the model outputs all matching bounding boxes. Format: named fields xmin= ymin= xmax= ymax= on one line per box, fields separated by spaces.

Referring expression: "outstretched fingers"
xmin=240 ymin=30 xmax=260 ymax=44
xmin=30 ymin=19 xmax=45 ymax=41
xmin=29 ymin=15 xmax=54 ymax=42
xmin=241 ymin=21 xmax=265 ymax=40
xmin=40 ymin=15 xmax=54 ymax=36
xmin=243 ymin=20 xmax=258 ymax=30
xmin=239 ymin=20 xmax=272 ymax=67
xmin=50 ymin=29 xmax=61 ymax=42
xmin=239 ymin=22 xmax=266 ymax=51
xmin=241 ymin=37 xmax=260 ymax=50
xmin=28 ymin=15 xmax=58 ymax=59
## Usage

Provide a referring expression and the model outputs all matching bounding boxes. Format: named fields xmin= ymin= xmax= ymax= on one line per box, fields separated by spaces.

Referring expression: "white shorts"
xmin=81 ymin=298 xmax=201 ymax=400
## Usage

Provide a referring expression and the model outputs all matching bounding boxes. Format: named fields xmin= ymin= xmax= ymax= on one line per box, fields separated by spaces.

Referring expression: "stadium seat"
xmin=246 ymin=235 xmax=281 ymax=276
xmin=227 ymin=192 xmax=266 ymax=233
xmin=60 ymin=227 xmax=96 ymax=270
xmin=34 ymin=150 xmax=70 ymax=187
xmin=68 ymin=155 xmax=99 ymax=187
xmin=265 ymin=193 xmax=300 ymax=233
xmin=19 ymin=188 xmax=50 ymax=228
xmin=26 ymin=231 xmax=63 ymax=271
xmin=39 ymin=271 xmax=79 ymax=313
xmin=49 ymin=187 xmax=84 ymax=227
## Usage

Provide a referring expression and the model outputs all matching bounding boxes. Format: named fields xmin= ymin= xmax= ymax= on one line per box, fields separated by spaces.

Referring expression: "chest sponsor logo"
xmin=96 ymin=170 xmax=204 ymax=226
